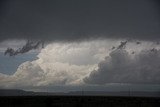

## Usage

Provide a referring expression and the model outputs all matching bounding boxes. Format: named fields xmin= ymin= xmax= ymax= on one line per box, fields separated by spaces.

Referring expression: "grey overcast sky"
xmin=1 ymin=0 xmax=160 ymax=93
xmin=0 ymin=0 xmax=160 ymax=42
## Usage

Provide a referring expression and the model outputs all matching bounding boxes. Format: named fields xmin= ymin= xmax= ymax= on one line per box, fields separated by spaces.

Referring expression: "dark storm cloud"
xmin=0 ymin=0 xmax=160 ymax=42
xmin=4 ymin=40 xmax=43 ymax=56
xmin=117 ymin=41 xmax=127 ymax=49
xmin=84 ymin=47 xmax=160 ymax=84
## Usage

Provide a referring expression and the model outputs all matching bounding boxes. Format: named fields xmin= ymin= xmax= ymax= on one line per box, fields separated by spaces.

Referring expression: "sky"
xmin=0 ymin=0 xmax=160 ymax=92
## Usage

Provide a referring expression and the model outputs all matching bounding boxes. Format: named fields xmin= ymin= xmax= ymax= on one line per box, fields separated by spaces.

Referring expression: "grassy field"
xmin=0 ymin=96 xmax=160 ymax=107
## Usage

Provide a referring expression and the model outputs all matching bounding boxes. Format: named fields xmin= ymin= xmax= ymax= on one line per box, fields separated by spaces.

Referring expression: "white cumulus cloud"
xmin=0 ymin=39 xmax=160 ymax=90
xmin=0 ymin=40 xmax=116 ymax=88
xmin=84 ymin=48 xmax=160 ymax=84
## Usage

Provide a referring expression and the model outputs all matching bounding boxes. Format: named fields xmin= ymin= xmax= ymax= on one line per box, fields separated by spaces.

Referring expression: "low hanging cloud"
xmin=84 ymin=48 xmax=160 ymax=84
xmin=0 ymin=40 xmax=160 ymax=90
xmin=4 ymin=40 xmax=44 ymax=56
xmin=0 ymin=40 xmax=115 ymax=88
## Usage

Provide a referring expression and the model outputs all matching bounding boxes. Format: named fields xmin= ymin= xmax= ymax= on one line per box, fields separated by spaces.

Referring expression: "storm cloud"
xmin=0 ymin=0 xmax=160 ymax=42
xmin=84 ymin=47 xmax=160 ymax=84
xmin=4 ymin=40 xmax=44 ymax=56
xmin=1 ymin=40 xmax=160 ymax=90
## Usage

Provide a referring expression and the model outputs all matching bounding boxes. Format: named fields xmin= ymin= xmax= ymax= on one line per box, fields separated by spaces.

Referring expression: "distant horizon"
xmin=1 ymin=83 xmax=160 ymax=93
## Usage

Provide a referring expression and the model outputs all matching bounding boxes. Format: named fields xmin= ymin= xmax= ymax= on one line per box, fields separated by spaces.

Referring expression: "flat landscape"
xmin=0 ymin=89 xmax=160 ymax=107
xmin=0 ymin=96 xmax=160 ymax=107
